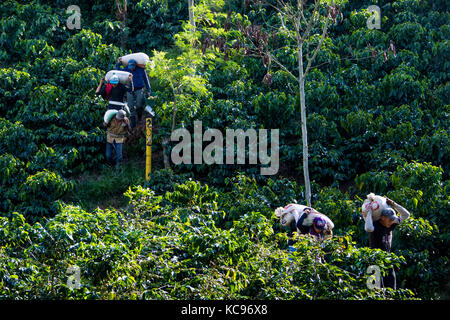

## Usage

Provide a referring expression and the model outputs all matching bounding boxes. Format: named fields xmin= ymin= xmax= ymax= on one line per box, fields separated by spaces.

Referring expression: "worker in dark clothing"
xmin=116 ymin=58 xmax=151 ymax=128
xmin=295 ymin=211 xmax=333 ymax=241
xmin=286 ymin=210 xmax=332 ymax=263
xmin=95 ymin=74 xmax=134 ymax=110
xmin=365 ymin=197 xmax=410 ymax=289
xmin=286 ymin=208 xmax=333 ymax=248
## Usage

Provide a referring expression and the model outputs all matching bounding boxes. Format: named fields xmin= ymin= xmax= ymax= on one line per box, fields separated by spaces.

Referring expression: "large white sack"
xmin=275 ymin=204 xmax=308 ymax=227
xmin=120 ymin=52 xmax=150 ymax=67
xmin=304 ymin=211 xmax=335 ymax=230
xmin=275 ymin=203 xmax=334 ymax=230
xmin=361 ymin=193 xmax=389 ymax=221
xmin=105 ymin=70 xmax=132 ymax=85
xmin=104 ymin=110 xmax=118 ymax=124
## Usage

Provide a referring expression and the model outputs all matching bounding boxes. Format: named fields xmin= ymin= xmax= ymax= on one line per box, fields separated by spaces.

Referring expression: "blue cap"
xmin=128 ymin=59 xmax=137 ymax=68
xmin=110 ymin=75 xmax=119 ymax=84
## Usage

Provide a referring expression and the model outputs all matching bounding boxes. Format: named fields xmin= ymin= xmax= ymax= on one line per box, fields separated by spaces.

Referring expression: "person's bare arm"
xmin=365 ymin=209 xmax=375 ymax=232
xmin=96 ymin=78 xmax=104 ymax=94
xmin=124 ymin=117 xmax=132 ymax=132
xmin=386 ymin=198 xmax=410 ymax=224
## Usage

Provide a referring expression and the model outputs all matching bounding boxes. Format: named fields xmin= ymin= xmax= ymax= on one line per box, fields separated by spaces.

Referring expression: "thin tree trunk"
xmin=160 ymin=98 xmax=177 ymax=169
xmin=171 ymin=97 xmax=178 ymax=133
xmin=298 ymin=44 xmax=312 ymax=206
xmin=188 ymin=0 xmax=195 ymax=29
xmin=121 ymin=13 xmax=127 ymax=49
xmin=162 ymin=137 xmax=170 ymax=169
xmin=116 ymin=0 xmax=128 ymax=49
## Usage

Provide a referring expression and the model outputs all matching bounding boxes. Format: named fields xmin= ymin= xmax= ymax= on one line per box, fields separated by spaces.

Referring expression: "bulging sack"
xmin=105 ymin=70 xmax=132 ymax=85
xmin=104 ymin=110 xmax=118 ymax=124
xmin=120 ymin=52 xmax=150 ymax=67
xmin=275 ymin=204 xmax=334 ymax=230
xmin=361 ymin=193 xmax=388 ymax=221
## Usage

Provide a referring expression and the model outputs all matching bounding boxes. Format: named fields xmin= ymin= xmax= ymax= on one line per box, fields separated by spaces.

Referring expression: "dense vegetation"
xmin=0 ymin=0 xmax=448 ymax=299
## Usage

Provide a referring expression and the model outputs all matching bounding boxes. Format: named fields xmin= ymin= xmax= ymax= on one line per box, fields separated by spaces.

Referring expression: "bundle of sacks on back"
xmin=105 ymin=70 xmax=133 ymax=86
xmin=275 ymin=204 xmax=334 ymax=240
xmin=361 ymin=193 xmax=389 ymax=221
xmin=361 ymin=193 xmax=390 ymax=232
xmin=119 ymin=52 xmax=150 ymax=67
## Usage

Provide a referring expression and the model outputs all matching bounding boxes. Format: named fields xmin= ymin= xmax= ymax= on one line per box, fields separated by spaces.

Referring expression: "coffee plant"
xmin=0 ymin=0 xmax=448 ymax=300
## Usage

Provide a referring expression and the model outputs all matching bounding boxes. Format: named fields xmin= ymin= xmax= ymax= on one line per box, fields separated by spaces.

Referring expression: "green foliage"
xmin=0 ymin=118 xmax=37 ymax=160
xmin=0 ymin=0 xmax=448 ymax=300
xmin=389 ymin=162 xmax=449 ymax=230
xmin=61 ymin=29 xmax=104 ymax=60
xmin=144 ymin=168 xmax=194 ymax=194
xmin=0 ymin=185 xmax=416 ymax=299
xmin=65 ymin=161 xmax=147 ymax=211
xmin=355 ymin=171 xmax=391 ymax=195
xmin=130 ymin=0 xmax=187 ymax=50
xmin=18 ymin=170 xmax=73 ymax=221
xmin=165 ymin=180 xmax=218 ymax=208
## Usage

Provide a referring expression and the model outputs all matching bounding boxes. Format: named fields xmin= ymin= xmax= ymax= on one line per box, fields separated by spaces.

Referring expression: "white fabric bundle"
xmin=105 ymin=70 xmax=132 ymax=85
xmin=275 ymin=203 xmax=334 ymax=231
xmin=361 ymin=193 xmax=389 ymax=222
xmin=103 ymin=110 xmax=118 ymax=124
xmin=120 ymin=52 xmax=150 ymax=67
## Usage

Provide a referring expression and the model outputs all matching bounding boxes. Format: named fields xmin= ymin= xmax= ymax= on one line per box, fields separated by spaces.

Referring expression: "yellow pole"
xmin=145 ymin=117 xmax=152 ymax=180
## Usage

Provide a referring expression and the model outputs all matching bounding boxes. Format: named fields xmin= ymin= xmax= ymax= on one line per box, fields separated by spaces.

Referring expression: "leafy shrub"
xmin=61 ymin=29 xmax=104 ymax=60
xmin=0 ymin=118 xmax=37 ymax=160
xmin=390 ymin=162 xmax=448 ymax=229
xmin=355 ymin=170 xmax=391 ymax=195
xmin=0 ymin=186 xmax=417 ymax=299
xmin=18 ymin=170 xmax=73 ymax=221
xmin=69 ymin=67 xmax=103 ymax=93
xmin=28 ymin=145 xmax=78 ymax=176
xmin=380 ymin=64 xmax=425 ymax=106
xmin=144 ymin=168 xmax=194 ymax=194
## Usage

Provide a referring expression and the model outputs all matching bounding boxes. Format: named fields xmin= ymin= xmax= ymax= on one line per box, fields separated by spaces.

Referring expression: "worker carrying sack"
xmin=361 ymin=193 xmax=389 ymax=222
xmin=105 ymin=70 xmax=132 ymax=86
xmin=120 ymin=52 xmax=150 ymax=68
xmin=275 ymin=204 xmax=334 ymax=232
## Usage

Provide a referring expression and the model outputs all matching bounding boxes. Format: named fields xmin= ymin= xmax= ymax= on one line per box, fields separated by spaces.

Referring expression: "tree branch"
xmin=300 ymin=0 xmax=320 ymax=43
xmin=268 ymin=52 xmax=297 ymax=82
xmin=304 ymin=16 xmax=329 ymax=78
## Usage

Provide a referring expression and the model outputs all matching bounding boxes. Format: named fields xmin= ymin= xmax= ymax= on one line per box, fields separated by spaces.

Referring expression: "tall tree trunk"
xmin=188 ymin=0 xmax=195 ymax=29
xmin=121 ymin=12 xmax=127 ymax=49
xmin=298 ymin=43 xmax=312 ymax=206
xmin=162 ymin=89 xmax=179 ymax=169
xmin=162 ymin=137 xmax=170 ymax=169
xmin=116 ymin=0 xmax=128 ymax=49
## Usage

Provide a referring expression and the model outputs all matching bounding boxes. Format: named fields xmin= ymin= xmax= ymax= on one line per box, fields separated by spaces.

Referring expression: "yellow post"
xmin=145 ymin=117 xmax=152 ymax=180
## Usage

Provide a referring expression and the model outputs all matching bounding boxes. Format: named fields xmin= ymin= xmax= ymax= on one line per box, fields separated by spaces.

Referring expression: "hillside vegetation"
xmin=0 ymin=0 xmax=448 ymax=299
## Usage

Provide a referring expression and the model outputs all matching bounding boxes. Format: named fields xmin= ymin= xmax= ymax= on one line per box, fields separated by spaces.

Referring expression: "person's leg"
xmin=127 ymin=91 xmax=137 ymax=128
xmin=106 ymin=142 xmax=114 ymax=165
xmin=115 ymin=142 xmax=123 ymax=169
xmin=383 ymin=268 xmax=396 ymax=290
xmin=135 ymin=89 xmax=145 ymax=124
